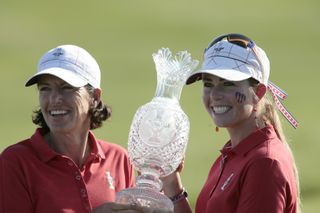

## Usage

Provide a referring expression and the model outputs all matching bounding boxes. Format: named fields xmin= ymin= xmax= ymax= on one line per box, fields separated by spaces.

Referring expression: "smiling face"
xmin=202 ymin=74 xmax=256 ymax=130
xmin=37 ymin=75 xmax=93 ymax=134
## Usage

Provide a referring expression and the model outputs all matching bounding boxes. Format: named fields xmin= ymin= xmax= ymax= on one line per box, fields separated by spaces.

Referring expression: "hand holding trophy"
xmin=116 ymin=48 xmax=198 ymax=211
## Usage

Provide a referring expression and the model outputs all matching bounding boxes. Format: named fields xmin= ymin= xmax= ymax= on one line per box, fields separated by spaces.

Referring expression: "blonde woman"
xmin=170 ymin=33 xmax=300 ymax=213
xmin=116 ymin=34 xmax=300 ymax=213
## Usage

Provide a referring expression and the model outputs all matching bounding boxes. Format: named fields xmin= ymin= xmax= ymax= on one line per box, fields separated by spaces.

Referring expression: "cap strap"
xmin=267 ymin=81 xmax=298 ymax=129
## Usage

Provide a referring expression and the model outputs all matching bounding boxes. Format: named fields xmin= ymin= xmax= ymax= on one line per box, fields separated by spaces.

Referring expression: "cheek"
xmin=235 ymin=91 xmax=247 ymax=104
xmin=75 ymin=95 xmax=92 ymax=113
xmin=202 ymin=90 xmax=210 ymax=105
xmin=75 ymin=99 xmax=90 ymax=112
xmin=202 ymin=90 xmax=212 ymax=114
xmin=38 ymin=94 xmax=47 ymax=109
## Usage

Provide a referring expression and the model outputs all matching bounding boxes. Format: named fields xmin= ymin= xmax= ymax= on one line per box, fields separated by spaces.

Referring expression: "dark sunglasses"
xmin=204 ymin=33 xmax=256 ymax=53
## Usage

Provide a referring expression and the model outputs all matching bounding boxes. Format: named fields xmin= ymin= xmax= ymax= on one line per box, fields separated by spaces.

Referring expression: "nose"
xmin=49 ymin=89 xmax=63 ymax=104
xmin=210 ymin=87 xmax=223 ymax=101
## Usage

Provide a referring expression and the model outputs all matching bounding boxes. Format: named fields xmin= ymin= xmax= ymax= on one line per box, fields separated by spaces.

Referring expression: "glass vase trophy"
xmin=115 ymin=48 xmax=198 ymax=210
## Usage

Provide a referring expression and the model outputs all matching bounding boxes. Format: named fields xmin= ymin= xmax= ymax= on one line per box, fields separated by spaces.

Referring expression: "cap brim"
xmin=25 ymin=68 xmax=87 ymax=87
xmin=186 ymin=68 xmax=252 ymax=85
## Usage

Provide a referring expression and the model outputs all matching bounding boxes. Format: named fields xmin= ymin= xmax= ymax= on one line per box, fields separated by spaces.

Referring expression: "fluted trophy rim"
xmin=152 ymin=47 xmax=199 ymax=85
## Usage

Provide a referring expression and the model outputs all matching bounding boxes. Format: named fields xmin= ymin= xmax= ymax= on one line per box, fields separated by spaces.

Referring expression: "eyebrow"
xmin=202 ymin=77 xmax=211 ymax=81
xmin=37 ymin=82 xmax=49 ymax=86
xmin=202 ymin=77 xmax=226 ymax=82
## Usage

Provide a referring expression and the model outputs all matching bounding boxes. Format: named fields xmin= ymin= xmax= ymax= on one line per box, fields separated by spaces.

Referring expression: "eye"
xmin=223 ymin=81 xmax=235 ymax=86
xmin=38 ymin=85 xmax=50 ymax=92
xmin=203 ymin=81 xmax=214 ymax=88
xmin=61 ymin=84 xmax=75 ymax=91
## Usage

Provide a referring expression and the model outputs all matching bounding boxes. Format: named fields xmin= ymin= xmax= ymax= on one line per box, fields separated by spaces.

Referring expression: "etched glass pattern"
xmin=116 ymin=48 xmax=198 ymax=211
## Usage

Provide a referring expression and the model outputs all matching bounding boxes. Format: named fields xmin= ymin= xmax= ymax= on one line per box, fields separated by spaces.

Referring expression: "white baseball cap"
xmin=186 ymin=34 xmax=270 ymax=85
xmin=25 ymin=44 xmax=101 ymax=89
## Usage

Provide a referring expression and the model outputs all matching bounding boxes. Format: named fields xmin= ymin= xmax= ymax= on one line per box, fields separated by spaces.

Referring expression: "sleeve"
xmin=0 ymin=152 xmax=33 ymax=213
xmin=124 ymin=151 xmax=135 ymax=188
xmin=236 ymin=158 xmax=288 ymax=213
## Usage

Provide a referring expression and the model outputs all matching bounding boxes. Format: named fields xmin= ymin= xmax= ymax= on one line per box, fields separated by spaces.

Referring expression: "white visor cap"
xmin=186 ymin=40 xmax=270 ymax=85
xmin=25 ymin=44 xmax=101 ymax=89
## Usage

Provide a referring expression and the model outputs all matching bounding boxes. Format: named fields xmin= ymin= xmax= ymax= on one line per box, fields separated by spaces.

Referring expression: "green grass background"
xmin=1 ymin=0 xmax=319 ymax=212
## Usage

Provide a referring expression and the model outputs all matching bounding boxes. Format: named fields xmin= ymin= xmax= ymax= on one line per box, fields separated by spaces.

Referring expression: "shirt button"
xmin=75 ymin=175 xmax=81 ymax=181
xmin=80 ymin=188 xmax=87 ymax=197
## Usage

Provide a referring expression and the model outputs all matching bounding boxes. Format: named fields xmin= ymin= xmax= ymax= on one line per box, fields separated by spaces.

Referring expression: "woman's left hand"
xmin=92 ymin=202 xmax=173 ymax=213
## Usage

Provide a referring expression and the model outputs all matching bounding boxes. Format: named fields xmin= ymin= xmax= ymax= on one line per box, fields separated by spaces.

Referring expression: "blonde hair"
xmin=250 ymin=80 xmax=301 ymax=212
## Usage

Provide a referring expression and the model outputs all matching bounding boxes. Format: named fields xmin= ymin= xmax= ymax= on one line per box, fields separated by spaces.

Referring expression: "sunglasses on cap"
xmin=204 ymin=33 xmax=256 ymax=53
xmin=204 ymin=33 xmax=264 ymax=74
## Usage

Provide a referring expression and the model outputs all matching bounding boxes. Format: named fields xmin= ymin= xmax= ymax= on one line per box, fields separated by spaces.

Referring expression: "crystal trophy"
xmin=115 ymin=48 xmax=198 ymax=211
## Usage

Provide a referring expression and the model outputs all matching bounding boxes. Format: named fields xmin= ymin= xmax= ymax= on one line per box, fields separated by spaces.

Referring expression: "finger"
xmin=111 ymin=203 xmax=135 ymax=210
xmin=129 ymin=205 xmax=172 ymax=213
xmin=128 ymin=205 xmax=152 ymax=213
xmin=176 ymin=159 xmax=184 ymax=172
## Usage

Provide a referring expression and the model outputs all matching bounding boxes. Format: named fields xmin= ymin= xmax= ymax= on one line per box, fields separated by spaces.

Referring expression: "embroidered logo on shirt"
xmin=105 ymin=171 xmax=115 ymax=190
xmin=221 ymin=173 xmax=234 ymax=191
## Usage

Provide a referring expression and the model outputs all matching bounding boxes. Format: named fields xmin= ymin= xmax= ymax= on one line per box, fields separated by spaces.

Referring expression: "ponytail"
xmin=250 ymin=79 xmax=301 ymax=212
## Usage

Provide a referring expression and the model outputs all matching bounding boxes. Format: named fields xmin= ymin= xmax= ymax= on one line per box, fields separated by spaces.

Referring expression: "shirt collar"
xmin=220 ymin=125 xmax=278 ymax=157
xmin=30 ymin=128 xmax=106 ymax=162
xmin=87 ymin=131 xmax=106 ymax=160
xmin=29 ymin=128 xmax=57 ymax=162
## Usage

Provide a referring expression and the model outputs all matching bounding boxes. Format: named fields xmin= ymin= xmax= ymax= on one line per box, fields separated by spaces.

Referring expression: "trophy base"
xmin=116 ymin=187 xmax=174 ymax=211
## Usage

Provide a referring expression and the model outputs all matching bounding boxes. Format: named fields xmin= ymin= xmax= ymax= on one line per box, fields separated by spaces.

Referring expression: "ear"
xmin=256 ymin=84 xmax=267 ymax=99
xmin=93 ymin=88 xmax=102 ymax=106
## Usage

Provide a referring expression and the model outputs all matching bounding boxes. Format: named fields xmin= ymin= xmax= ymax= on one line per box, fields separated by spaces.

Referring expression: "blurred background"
xmin=0 ymin=0 xmax=319 ymax=211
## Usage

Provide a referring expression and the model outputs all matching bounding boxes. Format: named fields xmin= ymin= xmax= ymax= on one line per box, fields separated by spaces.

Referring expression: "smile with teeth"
xmin=212 ymin=106 xmax=231 ymax=114
xmin=50 ymin=110 xmax=68 ymax=116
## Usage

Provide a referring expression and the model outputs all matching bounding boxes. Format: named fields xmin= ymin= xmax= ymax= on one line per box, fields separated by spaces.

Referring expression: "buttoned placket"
xmin=67 ymin=159 xmax=91 ymax=212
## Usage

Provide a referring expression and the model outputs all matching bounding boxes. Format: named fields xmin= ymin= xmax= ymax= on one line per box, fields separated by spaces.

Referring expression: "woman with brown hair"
xmin=0 ymin=44 xmax=135 ymax=213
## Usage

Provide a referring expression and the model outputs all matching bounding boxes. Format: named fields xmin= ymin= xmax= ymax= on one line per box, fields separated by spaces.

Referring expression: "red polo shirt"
xmin=195 ymin=125 xmax=297 ymax=213
xmin=0 ymin=128 xmax=135 ymax=213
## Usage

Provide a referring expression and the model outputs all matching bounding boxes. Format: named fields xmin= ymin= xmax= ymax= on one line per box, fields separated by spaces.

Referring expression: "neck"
xmin=226 ymin=117 xmax=259 ymax=148
xmin=46 ymin=131 xmax=91 ymax=167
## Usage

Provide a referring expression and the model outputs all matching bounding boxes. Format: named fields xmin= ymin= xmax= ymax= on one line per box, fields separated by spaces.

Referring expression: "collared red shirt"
xmin=195 ymin=125 xmax=297 ymax=213
xmin=0 ymin=128 xmax=135 ymax=213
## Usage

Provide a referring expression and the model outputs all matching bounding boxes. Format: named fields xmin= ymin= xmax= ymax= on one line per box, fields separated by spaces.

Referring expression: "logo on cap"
xmin=53 ymin=48 xmax=64 ymax=57
xmin=214 ymin=47 xmax=224 ymax=52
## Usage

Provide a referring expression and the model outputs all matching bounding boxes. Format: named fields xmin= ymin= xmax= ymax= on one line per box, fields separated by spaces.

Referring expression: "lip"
xmin=211 ymin=105 xmax=232 ymax=114
xmin=49 ymin=109 xmax=69 ymax=117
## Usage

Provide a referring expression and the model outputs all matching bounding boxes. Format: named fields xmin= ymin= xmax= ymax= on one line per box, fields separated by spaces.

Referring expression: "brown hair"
xmin=32 ymin=84 xmax=112 ymax=132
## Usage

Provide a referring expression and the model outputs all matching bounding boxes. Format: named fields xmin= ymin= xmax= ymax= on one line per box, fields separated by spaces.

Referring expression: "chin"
xmin=48 ymin=125 xmax=71 ymax=133
xmin=213 ymin=120 xmax=231 ymax=128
